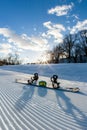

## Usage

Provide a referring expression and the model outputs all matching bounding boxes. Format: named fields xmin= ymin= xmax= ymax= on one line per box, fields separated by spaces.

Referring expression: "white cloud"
xmin=0 ymin=28 xmax=48 ymax=51
xmin=43 ymin=21 xmax=65 ymax=31
xmin=47 ymin=29 xmax=63 ymax=39
xmin=0 ymin=43 xmax=12 ymax=49
xmin=43 ymin=21 xmax=53 ymax=29
xmin=72 ymin=14 xmax=79 ymax=20
xmin=54 ymin=38 xmax=63 ymax=43
xmin=70 ymin=19 xmax=87 ymax=34
xmin=30 ymin=36 xmax=48 ymax=45
xmin=43 ymin=21 xmax=65 ymax=43
xmin=0 ymin=43 xmax=12 ymax=54
xmin=71 ymin=14 xmax=79 ymax=23
xmin=21 ymin=33 xmax=30 ymax=40
xmin=48 ymin=3 xmax=74 ymax=16
xmin=67 ymin=26 xmax=71 ymax=31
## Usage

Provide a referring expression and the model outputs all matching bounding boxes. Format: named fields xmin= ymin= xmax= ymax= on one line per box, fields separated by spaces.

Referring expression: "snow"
xmin=0 ymin=63 xmax=87 ymax=130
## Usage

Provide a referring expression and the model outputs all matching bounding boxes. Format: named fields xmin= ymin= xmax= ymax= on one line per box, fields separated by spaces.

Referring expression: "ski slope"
xmin=0 ymin=63 xmax=87 ymax=130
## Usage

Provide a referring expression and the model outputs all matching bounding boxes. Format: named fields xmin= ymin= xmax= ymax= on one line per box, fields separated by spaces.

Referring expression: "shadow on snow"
xmin=15 ymin=85 xmax=34 ymax=111
xmin=37 ymin=87 xmax=47 ymax=97
xmin=15 ymin=85 xmax=48 ymax=111
xmin=55 ymin=90 xmax=87 ymax=129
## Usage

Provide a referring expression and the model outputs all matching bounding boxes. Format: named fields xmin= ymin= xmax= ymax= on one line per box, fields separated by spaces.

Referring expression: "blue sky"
xmin=0 ymin=0 xmax=87 ymax=63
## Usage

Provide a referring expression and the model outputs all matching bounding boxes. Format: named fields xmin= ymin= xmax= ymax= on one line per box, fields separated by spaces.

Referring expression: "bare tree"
xmin=72 ymin=30 xmax=87 ymax=62
xmin=53 ymin=45 xmax=64 ymax=63
xmin=72 ymin=44 xmax=82 ymax=63
xmin=79 ymin=30 xmax=87 ymax=57
xmin=62 ymin=34 xmax=75 ymax=62
xmin=3 ymin=53 xmax=21 ymax=65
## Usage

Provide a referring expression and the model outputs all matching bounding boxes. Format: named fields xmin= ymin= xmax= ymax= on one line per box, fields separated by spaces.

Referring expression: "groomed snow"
xmin=0 ymin=63 xmax=87 ymax=130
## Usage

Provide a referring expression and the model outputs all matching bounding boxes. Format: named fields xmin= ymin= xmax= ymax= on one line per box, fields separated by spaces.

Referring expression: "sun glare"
xmin=41 ymin=56 xmax=48 ymax=63
xmin=37 ymin=54 xmax=49 ymax=64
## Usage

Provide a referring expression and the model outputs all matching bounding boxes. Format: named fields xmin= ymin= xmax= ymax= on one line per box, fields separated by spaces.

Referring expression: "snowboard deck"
xmin=15 ymin=79 xmax=80 ymax=93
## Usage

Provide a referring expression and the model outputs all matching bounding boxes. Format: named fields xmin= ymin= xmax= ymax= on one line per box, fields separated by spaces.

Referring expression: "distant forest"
xmin=0 ymin=53 xmax=21 ymax=66
xmin=46 ymin=29 xmax=87 ymax=64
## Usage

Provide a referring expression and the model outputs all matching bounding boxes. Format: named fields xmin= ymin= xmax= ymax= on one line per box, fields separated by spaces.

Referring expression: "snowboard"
xmin=15 ymin=79 xmax=80 ymax=93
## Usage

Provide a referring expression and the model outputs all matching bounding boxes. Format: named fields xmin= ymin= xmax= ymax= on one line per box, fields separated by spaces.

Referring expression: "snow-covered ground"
xmin=0 ymin=63 xmax=87 ymax=130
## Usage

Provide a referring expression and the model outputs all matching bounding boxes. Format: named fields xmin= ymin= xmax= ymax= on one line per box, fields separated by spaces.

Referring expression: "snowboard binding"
xmin=28 ymin=73 xmax=39 ymax=84
xmin=51 ymin=75 xmax=60 ymax=88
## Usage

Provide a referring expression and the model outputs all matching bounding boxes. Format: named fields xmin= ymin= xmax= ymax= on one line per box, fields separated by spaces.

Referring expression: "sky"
xmin=0 ymin=0 xmax=87 ymax=63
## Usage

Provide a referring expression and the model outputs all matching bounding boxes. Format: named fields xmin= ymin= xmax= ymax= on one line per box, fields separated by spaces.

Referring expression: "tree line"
xmin=0 ymin=53 xmax=21 ymax=66
xmin=47 ymin=30 xmax=87 ymax=63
